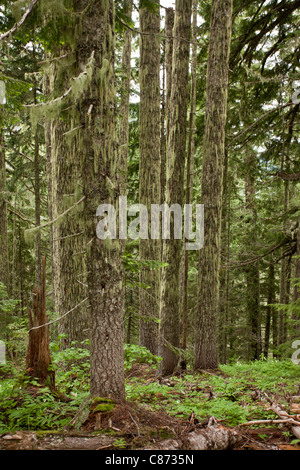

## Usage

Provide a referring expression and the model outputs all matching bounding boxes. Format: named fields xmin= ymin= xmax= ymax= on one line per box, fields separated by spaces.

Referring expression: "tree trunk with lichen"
xmin=118 ymin=0 xmax=132 ymax=198
xmin=139 ymin=0 xmax=161 ymax=355
xmin=159 ymin=0 xmax=192 ymax=376
xmin=74 ymin=0 xmax=125 ymax=401
xmin=181 ymin=0 xmax=197 ymax=351
xmin=194 ymin=0 xmax=233 ymax=370
xmin=48 ymin=47 xmax=89 ymax=349
xmin=0 ymin=128 xmax=9 ymax=291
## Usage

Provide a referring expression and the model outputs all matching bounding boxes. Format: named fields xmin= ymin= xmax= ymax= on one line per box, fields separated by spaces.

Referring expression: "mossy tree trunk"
xmin=118 ymin=0 xmax=132 ymax=198
xmin=48 ymin=48 xmax=88 ymax=348
xmin=159 ymin=0 xmax=192 ymax=375
xmin=218 ymin=149 xmax=231 ymax=364
xmin=181 ymin=0 xmax=197 ymax=351
xmin=75 ymin=0 xmax=125 ymax=401
xmin=139 ymin=0 xmax=161 ymax=355
xmin=0 ymin=128 xmax=9 ymax=291
xmin=194 ymin=0 xmax=233 ymax=370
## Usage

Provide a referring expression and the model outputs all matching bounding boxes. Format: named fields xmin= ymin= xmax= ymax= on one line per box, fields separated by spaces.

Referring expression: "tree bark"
xmin=118 ymin=0 xmax=132 ymax=198
xmin=244 ymin=151 xmax=261 ymax=361
xmin=26 ymin=257 xmax=55 ymax=388
xmin=75 ymin=0 xmax=126 ymax=401
xmin=48 ymin=46 xmax=88 ymax=348
xmin=181 ymin=0 xmax=197 ymax=351
xmin=159 ymin=0 xmax=192 ymax=375
xmin=0 ymin=128 xmax=9 ymax=291
xmin=194 ymin=0 xmax=233 ymax=370
xmin=264 ymin=263 xmax=275 ymax=358
xmin=139 ymin=0 xmax=161 ymax=355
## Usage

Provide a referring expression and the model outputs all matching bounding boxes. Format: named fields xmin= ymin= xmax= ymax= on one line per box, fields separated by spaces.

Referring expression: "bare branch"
xmin=0 ymin=0 xmax=39 ymax=42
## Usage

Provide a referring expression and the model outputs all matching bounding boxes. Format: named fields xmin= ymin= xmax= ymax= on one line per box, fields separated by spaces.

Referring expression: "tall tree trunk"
xmin=159 ymin=0 xmax=192 ymax=375
xmin=48 ymin=47 xmax=88 ymax=348
xmin=244 ymin=151 xmax=261 ymax=361
xmin=139 ymin=1 xmax=161 ymax=355
xmin=278 ymin=179 xmax=290 ymax=347
xmin=118 ymin=0 xmax=132 ymax=198
xmin=165 ymin=7 xmax=175 ymax=151
xmin=218 ymin=149 xmax=231 ymax=364
xmin=182 ymin=0 xmax=197 ymax=351
xmin=264 ymin=262 xmax=275 ymax=358
xmin=34 ymin=123 xmax=41 ymax=287
xmin=0 ymin=129 xmax=9 ymax=291
xmin=76 ymin=0 xmax=125 ymax=400
xmin=194 ymin=0 xmax=233 ymax=370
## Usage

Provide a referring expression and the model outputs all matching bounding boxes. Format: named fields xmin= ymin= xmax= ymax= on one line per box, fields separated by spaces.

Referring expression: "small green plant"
xmin=124 ymin=344 xmax=162 ymax=371
xmin=114 ymin=437 xmax=127 ymax=449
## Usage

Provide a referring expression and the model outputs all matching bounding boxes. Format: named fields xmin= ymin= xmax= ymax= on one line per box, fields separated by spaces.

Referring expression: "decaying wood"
xmin=270 ymin=402 xmax=300 ymax=441
xmin=0 ymin=431 xmax=116 ymax=451
xmin=0 ymin=424 xmax=243 ymax=451
xmin=148 ymin=423 xmax=243 ymax=451
xmin=26 ymin=257 xmax=55 ymax=388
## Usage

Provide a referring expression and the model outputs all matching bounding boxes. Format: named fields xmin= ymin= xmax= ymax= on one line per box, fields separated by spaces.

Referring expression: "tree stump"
xmin=26 ymin=256 xmax=55 ymax=389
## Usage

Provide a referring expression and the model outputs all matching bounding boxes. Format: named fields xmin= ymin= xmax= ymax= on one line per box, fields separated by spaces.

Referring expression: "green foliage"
xmin=124 ymin=344 xmax=162 ymax=371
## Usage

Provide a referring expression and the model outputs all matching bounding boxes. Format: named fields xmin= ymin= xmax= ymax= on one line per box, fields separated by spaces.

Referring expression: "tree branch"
xmin=0 ymin=0 xmax=39 ymax=42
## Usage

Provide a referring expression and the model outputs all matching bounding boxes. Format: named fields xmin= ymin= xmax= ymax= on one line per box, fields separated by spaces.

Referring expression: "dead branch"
xmin=0 ymin=0 xmax=39 ymax=42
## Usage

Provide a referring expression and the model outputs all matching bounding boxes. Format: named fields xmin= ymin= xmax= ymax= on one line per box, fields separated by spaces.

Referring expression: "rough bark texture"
xmin=26 ymin=257 xmax=55 ymax=388
xmin=165 ymin=7 xmax=175 ymax=149
xmin=218 ymin=149 xmax=230 ymax=364
xmin=159 ymin=0 xmax=192 ymax=375
xmin=75 ymin=0 xmax=125 ymax=401
xmin=181 ymin=0 xmax=197 ymax=351
xmin=194 ymin=0 xmax=233 ymax=370
xmin=139 ymin=1 xmax=161 ymax=355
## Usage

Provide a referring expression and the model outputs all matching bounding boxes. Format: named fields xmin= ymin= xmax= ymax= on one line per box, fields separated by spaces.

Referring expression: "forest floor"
xmin=1 ymin=358 xmax=300 ymax=451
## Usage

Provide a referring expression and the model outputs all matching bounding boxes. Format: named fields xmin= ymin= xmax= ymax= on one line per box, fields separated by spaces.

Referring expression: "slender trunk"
xmin=118 ymin=0 xmax=132 ymax=198
xmin=139 ymin=1 xmax=161 ymax=355
xmin=0 ymin=129 xmax=9 ymax=291
xmin=182 ymin=0 xmax=197 ymax=351
xmin=278 ymin=179 xmax=290 ymax=347
xmin=165 ymin=7 xmax=175 ymax=148
xmin=159 ymin=0 xmax=192 ymax=375
xmin=244 ymin=151 xmax=261 ymax=361
xmin=34 ymin=125 xmax=41 ymax=286
xmin=161 ymin=40 xmax=166 ymax=209
xmin=194 ymin=0 xmax=233 ymax=370
xmin=264 ymin=263 xmax=275 ymax=358
xmin=218 ymin=149 xmax=230 ymax=364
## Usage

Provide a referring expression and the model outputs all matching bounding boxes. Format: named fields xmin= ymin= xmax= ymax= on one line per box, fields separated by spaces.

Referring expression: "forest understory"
xmin=1 ymin=352 xmax=300 ymax=451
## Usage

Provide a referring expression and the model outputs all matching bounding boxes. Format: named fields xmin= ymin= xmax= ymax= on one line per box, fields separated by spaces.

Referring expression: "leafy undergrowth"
xmin=0 ymin=343 xmax=300 ymax=449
